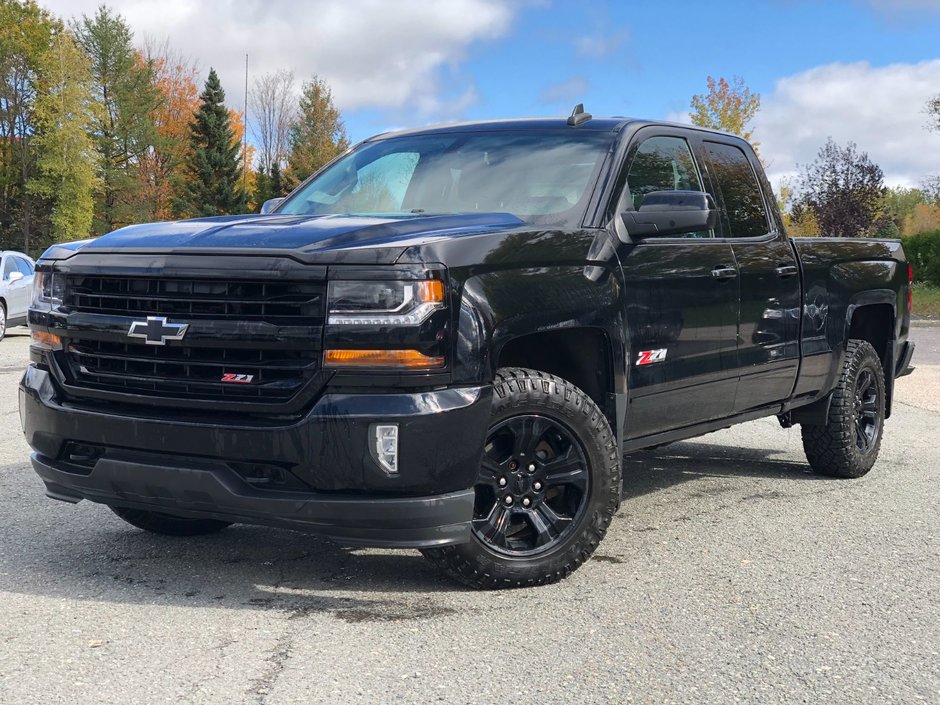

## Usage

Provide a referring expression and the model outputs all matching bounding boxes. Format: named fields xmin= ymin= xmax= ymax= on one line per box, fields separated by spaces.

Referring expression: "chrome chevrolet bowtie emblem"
xmin=127 ymin=316 xmax=189 ymax=346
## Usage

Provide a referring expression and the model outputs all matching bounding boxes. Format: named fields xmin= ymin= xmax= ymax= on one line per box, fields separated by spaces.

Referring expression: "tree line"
xmin=0 ymin=0 xmax=348 ymax=257
xmin=688 ymin=75 xmax=940 ymax=240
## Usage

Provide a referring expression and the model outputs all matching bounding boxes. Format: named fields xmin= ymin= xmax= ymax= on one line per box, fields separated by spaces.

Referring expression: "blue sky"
xmin=42 ymin=0 xmax=940 ymax=186
xmin=345 ymin=0 xmax=940 ymax=137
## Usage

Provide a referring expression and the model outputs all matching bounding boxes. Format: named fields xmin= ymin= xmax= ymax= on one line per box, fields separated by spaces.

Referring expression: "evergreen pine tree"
xmin=270 ymin=162 xmax=283 ymax=196
xmin=253 ymin=164 xmax=270 ymax=212
xmin=178 ymin=68 xmax=245 ymax=217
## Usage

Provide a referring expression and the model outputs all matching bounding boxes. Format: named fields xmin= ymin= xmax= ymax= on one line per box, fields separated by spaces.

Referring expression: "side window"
xmin=1 ymin=257 xmax=15 ymax=281
xmin=626 ymin=136 xmax=705 ymax=210
xmin=703 ymin=141 xmax=769 ymax=238
xmin=625 ymin=136 xmax=711 ymax=239
xmin=15 ymin=257 xmax=33 ymax=276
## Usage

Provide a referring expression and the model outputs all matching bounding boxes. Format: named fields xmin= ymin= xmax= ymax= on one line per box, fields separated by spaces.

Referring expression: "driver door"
xmin=615 ymin=130 xmax=740 ymax=439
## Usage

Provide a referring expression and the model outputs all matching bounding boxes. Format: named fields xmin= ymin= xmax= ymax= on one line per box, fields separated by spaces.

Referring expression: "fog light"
xmin=31 ymin=330 xmax=62 ymax=350
xmin=371 ymin=424 xmax=399 ymax=476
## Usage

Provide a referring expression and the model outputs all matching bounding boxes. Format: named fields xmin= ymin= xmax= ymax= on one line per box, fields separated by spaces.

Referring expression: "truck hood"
xmin=42 ymin=212 xmax=528 ymax=264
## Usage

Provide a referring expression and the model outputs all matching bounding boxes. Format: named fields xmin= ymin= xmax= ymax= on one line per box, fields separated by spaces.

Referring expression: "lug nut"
xmin=533 ymin=481 xmax=543 ymax=491
xmin=509 ymin=460 xmax=518 ymax=471
xmin=527 ymin=463 xmax=536 ymax=473
xmin=504 ymin=495 xmax=514 ymax=506
xmin=522 ymin=497 xmax=531 ymax=507
xmin=498 ymin=477 xmax=507 ymax=487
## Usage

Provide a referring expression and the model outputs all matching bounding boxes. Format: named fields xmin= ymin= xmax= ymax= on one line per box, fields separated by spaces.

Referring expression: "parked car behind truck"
xmin=20 ymin=108 xmax=915 ymax=588
xmin=1 ymin=250 xmax=35 ymax=340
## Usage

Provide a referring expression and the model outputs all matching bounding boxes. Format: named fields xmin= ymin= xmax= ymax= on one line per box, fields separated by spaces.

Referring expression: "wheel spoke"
xmin=543 ymin=447 xmax=588 ymax=490
xmin=855 ymin=419 xmax=868 ymax=449
xmin=856 ymin=371 xmax=872 ymax=397
xmin=477 ymin=455 xmax=504 ymax=486
xmin=472 ymin=504 xmax=512 ymax=548
xmin=511 ymin=416 xmax=547 ymax=457
xmin=527 ymin=506 xmax=557 ymax=547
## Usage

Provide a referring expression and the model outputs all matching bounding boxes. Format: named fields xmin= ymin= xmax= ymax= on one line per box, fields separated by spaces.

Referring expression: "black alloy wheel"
xmin=473 ymin=414 xmax=589 ymax=556
xmin=802 ymin=339 xmax=886 ymax=478
xmin=422 ymin=368 xmax=621 ymax=589
xmin=852 ymin=367 xmax=881 ymax=454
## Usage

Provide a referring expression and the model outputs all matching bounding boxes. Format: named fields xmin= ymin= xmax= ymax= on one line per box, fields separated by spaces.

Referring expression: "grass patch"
xmin=913 ymin=284 xmax=940 ymax=318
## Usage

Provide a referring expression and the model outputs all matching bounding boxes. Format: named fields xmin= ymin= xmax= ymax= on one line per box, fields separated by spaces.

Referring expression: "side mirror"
xmin=260 ymin=197 xmax=285 ymax=214
xmin=621 ymin=190 xmax=718 ymax=239
xmin=8 ymin=271 xmax=23 ymax=283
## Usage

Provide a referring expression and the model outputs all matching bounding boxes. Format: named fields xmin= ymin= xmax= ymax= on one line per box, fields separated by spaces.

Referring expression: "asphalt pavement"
xmin=0 ymin=325 xmax=937 ymax=704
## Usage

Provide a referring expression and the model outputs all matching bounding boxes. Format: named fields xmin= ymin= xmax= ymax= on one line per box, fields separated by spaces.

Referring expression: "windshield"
xmin=277 ymin=130 xmax=614 ymax=224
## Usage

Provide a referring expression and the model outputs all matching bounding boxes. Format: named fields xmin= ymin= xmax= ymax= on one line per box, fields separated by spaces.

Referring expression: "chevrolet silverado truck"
xmin=20 ymin=107 xmax=915 ymax=589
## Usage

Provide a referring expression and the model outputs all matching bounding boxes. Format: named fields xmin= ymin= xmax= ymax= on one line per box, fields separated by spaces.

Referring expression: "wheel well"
xmin=496 ymin=328 xmax=613 ymax=413
xmin=848 ymin=303 xmax=893 ymax=365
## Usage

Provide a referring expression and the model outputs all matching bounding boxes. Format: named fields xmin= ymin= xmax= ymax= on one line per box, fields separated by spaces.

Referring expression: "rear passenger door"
xmin=616 ymin=129 xmax=740 ymax=439
xmin=699 ymin=140 xmax=801 ymax=411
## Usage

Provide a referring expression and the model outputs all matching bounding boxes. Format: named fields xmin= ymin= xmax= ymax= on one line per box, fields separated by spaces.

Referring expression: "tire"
xmin=801 ymin=339 xmax=885 ymax=478
xmin=0 ymin=302 xmax=6 ymax=341
xmin=110 ymin=506 xmax=232 ymax=536
xmin=422 ymin=367 xmax=621 ymax=589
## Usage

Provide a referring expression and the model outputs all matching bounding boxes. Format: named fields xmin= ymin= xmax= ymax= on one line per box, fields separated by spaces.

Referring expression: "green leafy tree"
xmin=285 ymin=75 xmax=348 ymax=190
xmin=28 ymin=30 xmax=100 ymax=243
xmin=73 ymin=5 xmax=159 ymax=233
xmin=690 ymin=75 xmax=761 ymax=143
xmin=0 ymin=0 xmax=58 ymax=253
xmin=177 ymin=68 xmax=245 ymax=217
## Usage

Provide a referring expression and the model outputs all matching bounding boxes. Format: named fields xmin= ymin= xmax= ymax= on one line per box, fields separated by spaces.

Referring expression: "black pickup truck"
xmin=20 ymin=108 xmax=915 ymax=588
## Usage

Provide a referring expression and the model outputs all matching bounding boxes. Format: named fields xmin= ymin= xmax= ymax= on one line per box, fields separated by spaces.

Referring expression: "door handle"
xmin=711 ymin=266 xmax=737 ymax=280
xmin=775 ymin=264 xmax=799 ymax=278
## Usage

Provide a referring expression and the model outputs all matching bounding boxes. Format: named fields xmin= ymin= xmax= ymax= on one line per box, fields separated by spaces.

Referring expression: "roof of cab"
xmin=367 ymin=117 xmax=634 ymax=141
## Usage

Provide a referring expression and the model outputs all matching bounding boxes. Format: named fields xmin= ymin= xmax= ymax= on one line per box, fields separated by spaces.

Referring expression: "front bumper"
xmin=20 ymin=365 xmax=491 ymax=548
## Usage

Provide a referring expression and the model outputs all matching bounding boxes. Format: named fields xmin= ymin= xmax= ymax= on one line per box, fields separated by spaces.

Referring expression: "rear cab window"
xmin=702 ymin=141 xmax=770 ymax=239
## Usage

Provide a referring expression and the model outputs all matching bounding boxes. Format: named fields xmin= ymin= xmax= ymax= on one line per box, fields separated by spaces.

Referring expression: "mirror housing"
xmin=7 ymin=271 xmax=24 ymax=283
xmin=260 ymin=197 xmax=285 ymax=215
xmin=621 ymin=190 xmax=718 ymax=239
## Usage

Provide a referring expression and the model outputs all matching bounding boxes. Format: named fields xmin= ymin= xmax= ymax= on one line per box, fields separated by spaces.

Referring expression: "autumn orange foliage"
xmin=135 ymin=51 xmax=199 ymax=220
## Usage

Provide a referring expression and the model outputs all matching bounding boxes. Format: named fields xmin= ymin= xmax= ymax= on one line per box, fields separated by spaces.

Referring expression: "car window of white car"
xmin=14 ymin=257 xmax=33 ymax=277
xmin=1 ymin=257 xmax=15 ymax=281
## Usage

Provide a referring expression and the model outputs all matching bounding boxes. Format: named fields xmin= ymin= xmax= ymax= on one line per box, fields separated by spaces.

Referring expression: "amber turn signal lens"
xmin=31 ymin=330 xmax=62 ymax=350
xmin=324 ymin=349 xmax=445 ymax=369
xmin=418 ymin=279 xmax=445 ymax=303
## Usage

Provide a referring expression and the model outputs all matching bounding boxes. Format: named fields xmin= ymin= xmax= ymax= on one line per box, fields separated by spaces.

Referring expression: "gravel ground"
xmin=0 ymin=325 xmax=937 ymax=705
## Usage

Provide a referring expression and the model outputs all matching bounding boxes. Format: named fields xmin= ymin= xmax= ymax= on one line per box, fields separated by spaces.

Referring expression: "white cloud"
xmin=573 ymin=29 xmax=628 ymax=59
xmin=756 ymin=60 xmax=940 ymax=188
xmin=539 ymin=76 xmax=590 ymax=105
xmin=44 ymin=0 xmax=515 ymax=122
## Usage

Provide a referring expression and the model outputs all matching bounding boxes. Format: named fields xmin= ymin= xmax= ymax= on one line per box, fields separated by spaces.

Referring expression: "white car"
xmin=0 ymin=250 xmax=35 ymax=340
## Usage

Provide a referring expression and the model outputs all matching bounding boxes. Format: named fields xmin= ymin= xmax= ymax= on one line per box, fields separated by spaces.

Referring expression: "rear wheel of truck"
xmin=109 ymin=506 xmax=232 ymax=536
xmin=801 ymin=339 xmax=885 ymax=478
xmin=422 ymin=368 xmax=621 ymax=589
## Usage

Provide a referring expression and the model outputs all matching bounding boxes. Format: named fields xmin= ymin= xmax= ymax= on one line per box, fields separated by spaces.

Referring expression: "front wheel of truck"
xmin=109 ymin=506 xmax=232 ymax=536
xmin=801 ymin=339 xmax=886 ymax=478
xmin=422 ymin=368 xmax=621 ymax=589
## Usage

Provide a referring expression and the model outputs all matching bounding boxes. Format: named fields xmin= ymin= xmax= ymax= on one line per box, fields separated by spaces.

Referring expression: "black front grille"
xmin=65 ymin=338 xmax=320 ymax=402
xmin=65 ymin=275 xmax=323 ymax=325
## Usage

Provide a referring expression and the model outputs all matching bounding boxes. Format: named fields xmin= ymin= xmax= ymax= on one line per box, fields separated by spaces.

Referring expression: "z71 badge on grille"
xmin=127 ymin=316 xmax=189 ymax=346
xmin=221 ymin=373 xmax=255 ymax=384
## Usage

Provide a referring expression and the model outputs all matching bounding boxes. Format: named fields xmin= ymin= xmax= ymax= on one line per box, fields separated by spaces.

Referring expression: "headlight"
xmin=327 ymin=279 xmax=445 ymax=325
xmin=32 ymin=270 xmax=65 ymax=308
